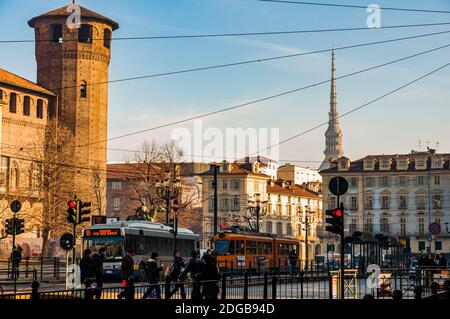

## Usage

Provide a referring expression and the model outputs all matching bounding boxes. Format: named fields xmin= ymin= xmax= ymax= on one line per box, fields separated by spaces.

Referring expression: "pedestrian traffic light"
xmin=5 ymin=218 xmax=14 ymax=235
xmin=15 ymin=218 xmax=25 ymax=235
xmin=325 ymin=208 xmax=343 ymax=234
xmin=78 ymin=201 xmax=91 ymax=224
xmin=67 ymin=200 xmax=77 ymax=224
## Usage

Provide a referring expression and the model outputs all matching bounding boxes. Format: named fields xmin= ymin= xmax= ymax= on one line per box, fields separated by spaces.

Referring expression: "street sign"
xmin=328 ymin=177 xmax=348 ymax=197
xmin=429 ymin=222 xmax=441 ymax=235
xmin=172 ymin=199 xmax=179 ymax=213
xmin=10 ymin=200 xmax=22 ymax=213
xmin=60 ymin=233 xmax=74 ymax=251
xmin=427 ymin=234 xmax=433 ymax=243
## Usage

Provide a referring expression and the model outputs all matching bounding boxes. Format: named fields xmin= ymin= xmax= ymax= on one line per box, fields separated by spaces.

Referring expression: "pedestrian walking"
xmin=165 ymin=250 xmax=186 ymax=299
xmin=80 ymin=249 xmax=94 ymax=284
xmin=180 ymin=251 xmax=203 ymax=300
xmin=142 ymin=252 xmax=163 ymax=299
xmin=118 ymin=248 xmax=135 ymax=299
xmin=202 ymin=250 xmax=219 ymax=300
xmin=288 ymin=250 xmax=298 ymax=276
xmin=92 ymin=247 xmax=107 ymax=299
xmin=11 ymin=244 xmax=22 ymax=279
xmin=118 ymin=276 xmax=135 ymax=300
xmin=438 ymin=253 xmax=447 ymax=269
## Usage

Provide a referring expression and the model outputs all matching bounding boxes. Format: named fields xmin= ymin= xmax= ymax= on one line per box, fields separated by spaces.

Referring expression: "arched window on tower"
xmin=23 ymin=96 xmax=31 ymax=116
xmin=37 ymin=99 xmax=44 ymax=119
xmin=0 ymin=89 xmax=4 ymax=102
xmin=50 ymin=24 xmax=63 ymax=43
xmin=78 ymin=24 xmax=93 ymax=43
xmin=9 ymin=92 xmax=17 ymax=113
xmin=104 ymin=28 xmax=111 ymax=49
xmin=80 ymin=81 xmax=87 ymax=98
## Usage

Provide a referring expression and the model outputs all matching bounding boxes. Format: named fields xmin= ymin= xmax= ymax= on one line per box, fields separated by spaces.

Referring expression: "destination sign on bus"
xmin=84 ymin=229 xmax=120 ymax=237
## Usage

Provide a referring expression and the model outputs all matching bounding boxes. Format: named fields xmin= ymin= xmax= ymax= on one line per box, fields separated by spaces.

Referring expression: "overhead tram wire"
xmin=56 ymin=30 xmax=450 ymax=92
xmin=77 ymin=42 xmax=450 ymax=147
xmin=254 ymin=0 xmax=450 ymax=14
xmin=1 ymin=22 xmax=450 ymax=43
xmin=254 ymin=61 xmax=450 ymax=155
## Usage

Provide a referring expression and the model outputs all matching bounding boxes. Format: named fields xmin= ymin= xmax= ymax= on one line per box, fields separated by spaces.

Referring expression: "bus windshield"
xmin=215 ymin=240 xmax=229 ymax=255
xmin=84 ymin=236 xmax=124 ymax=259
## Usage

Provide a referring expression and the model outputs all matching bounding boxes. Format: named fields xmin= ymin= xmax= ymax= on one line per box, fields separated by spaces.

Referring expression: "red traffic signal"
xmin=68 ymin=200 xmax=76 ymax=208
xmin=334 ymin=209 xmax=343 ymax=217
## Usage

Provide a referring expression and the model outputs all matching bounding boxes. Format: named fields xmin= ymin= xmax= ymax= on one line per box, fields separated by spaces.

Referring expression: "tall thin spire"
xmin=319 ymin=50 xmax=343 ymax=171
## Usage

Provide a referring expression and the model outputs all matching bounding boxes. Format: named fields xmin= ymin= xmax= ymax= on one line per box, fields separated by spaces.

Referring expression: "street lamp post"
xmin=156 ymin=172 xmax=181 ymax=225
xmin=301 ymin=205 xmax=316 ymax=272
xmin=246 ymin=193 xmax=268 ymax=233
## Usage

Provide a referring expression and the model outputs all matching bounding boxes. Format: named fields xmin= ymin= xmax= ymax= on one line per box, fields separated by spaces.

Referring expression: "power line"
xmin=57 ymin=29 xmax=450 ymax=91
xmin=78 ymin=42 xmax=450 ymax=147
xmin=255 ymin=0 xmax=450 ymax=14
xmin=1 ymin=22 xmax=450 ymax=43
xmin=255 ymin=60 xmax=450 ymax=154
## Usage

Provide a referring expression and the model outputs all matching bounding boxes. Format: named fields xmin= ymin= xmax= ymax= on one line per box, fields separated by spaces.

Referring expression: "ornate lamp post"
xmin=300 ymin=205 xmax=316 ymax=271
xmin=246 ymin=193 xmax=268 ymax=233
xmin=156 ymin=172 xmax=181 ymax=225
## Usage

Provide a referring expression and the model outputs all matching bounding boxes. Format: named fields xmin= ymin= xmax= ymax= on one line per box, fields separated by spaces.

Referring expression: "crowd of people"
xmin=417 ymin=253 xmax=448 ymax=269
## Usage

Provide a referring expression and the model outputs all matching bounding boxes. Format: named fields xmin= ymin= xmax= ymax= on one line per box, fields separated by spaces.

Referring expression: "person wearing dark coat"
xmin=438 ymin=254 xmax=447 ymax=268
xmin=118 ymin=249 xmax=135 ymax=299
xmin=142 ymin=252 xmax=163 ymax=299
xmin=202 ymin=251 xmax=220 ymax=300
xmin=80 ymin=249 xmax=94 ymax=284
xmin=180 ymin=251 xmax=203 ymax=300
xmin=288 ymin=251 xmax=298 ymax=276
xmin=165 ymin=250 xmax=186 ymax=299
xmin=92 ymin=247 xmax=107 ymax=299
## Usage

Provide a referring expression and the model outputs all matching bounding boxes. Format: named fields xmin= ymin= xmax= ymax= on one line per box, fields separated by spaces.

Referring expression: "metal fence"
xmin=1 ymin=268 xmax=448 ymax=300
xmin=0 ymin=257 xmax=65 ymax=283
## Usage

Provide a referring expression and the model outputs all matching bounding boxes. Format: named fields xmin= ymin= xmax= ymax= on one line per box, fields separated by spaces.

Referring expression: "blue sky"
xmin=1 ymin=0 xmax=449 ymax=168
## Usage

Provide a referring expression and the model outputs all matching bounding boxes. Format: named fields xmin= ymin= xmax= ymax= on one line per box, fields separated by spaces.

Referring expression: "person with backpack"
xmin=180 ymin=251 xmax=203 ymax=300
xmin=142 ymin=252 xmax=163 ymax=299
xmin=202 ymin=250 xmax=220 ymax=300
xmin=92 ymin=247 xmax=107 ymax=299
xmin=165 ymin=250 xmax=186 ymax=299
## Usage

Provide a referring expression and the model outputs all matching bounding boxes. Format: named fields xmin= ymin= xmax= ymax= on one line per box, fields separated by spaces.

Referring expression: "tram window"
xmin=257 ymin=242 xmax=263 ymax=255
xmin=228 ymin=240 xmax=235 ymax=255
xmin=235 ymin=240 xmax=244 ymax=254
xmin=264 ymin=242 xmax=272 ymax=255
xmin=245 ymin=241 xmax=256 ymax=254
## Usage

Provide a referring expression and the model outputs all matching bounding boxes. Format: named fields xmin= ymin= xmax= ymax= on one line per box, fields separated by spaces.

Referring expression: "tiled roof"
xmin=267 ymin=183 xmax=320 ymax=198
xmin=107 ymin=163 xmax=161 ymax=179
xmin=28 ymin=5 xmax=119 ymax=30
xmin=0 ymin=68 xmax=55 ymax=96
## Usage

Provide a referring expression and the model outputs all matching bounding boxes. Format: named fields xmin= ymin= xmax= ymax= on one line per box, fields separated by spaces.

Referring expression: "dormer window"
xmin=364 ymin=158 xmax=374 ymax=171
xmin=397 ymin=158 xmax=409 ymax=170
xmin=338 ymin=157 xmax=350 ymax=171
xmin=415 ymin=157 xmax=427 ymax=170
xmin=380 ymin=158 xmax=391 ymax=170
xmin=432 ymin=157 xmax=443 ymax=169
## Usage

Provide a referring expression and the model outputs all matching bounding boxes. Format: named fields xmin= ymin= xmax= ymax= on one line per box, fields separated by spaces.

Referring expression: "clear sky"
xmin=1 ymin=0 xmax=449 ymax=168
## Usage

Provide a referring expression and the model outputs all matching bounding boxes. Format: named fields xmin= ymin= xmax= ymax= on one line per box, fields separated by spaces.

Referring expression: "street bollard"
xmin=243 ymin=272 xmax=249 ymax=299
xmin=263 ymin=272 xmax=268 ymax=300
xmin=271 ymin=274 xmax=277 ymax=300
xmin=221 ymin=274 xmax=227 ymax=300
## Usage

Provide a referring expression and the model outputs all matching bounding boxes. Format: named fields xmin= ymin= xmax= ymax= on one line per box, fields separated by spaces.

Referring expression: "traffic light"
xmin=78 ymin=201 xmax=91 ymax=224
xmin=67 ymin=200 xmax=77 ymax=224
xmin=5 ymin=218 xmax=14 ymax=235
xmin=15 ymin=219 xmax=25 ymax=235
xmin=325 ymin=208 xmax=343 ymax=234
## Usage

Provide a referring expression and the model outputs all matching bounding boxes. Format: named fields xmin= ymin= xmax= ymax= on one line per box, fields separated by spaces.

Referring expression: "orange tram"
xmin=212 ymin=228 xmax=300 ymax=273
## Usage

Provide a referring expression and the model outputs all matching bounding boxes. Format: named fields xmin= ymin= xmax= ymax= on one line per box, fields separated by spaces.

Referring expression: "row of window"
xmin=209 ymin=179 xmax=240 ymax=190
xmin=343 ymin=194 xmax=444 ymax=210
xmin=1 ymin=90 xmax=45 ymax=119
xmin=348 ymin=217 xmax=443 ymax=237
xmin=363 ymin=157 xmax=444 ymax=170
xmin=265 ymin=221 xmax=293 ymax=236
xmin=209 ymin=197 xmax=240 ymax=211
xmin=50 ymin=24 xmax=111 ymax=48
xmin=0 ymin=156 xmax=42 ymax=192
xmin=348 ymin=175 xmax=441 ymax=188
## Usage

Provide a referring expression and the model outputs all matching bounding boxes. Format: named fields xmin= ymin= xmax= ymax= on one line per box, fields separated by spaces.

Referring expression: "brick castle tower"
xmin=28 ymin=3 xmax=119 ymax=214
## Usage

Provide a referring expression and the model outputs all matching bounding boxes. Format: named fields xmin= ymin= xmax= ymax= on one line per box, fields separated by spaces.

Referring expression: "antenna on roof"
xmin=418 ymin=139 xmax=422 ymax=151
xmin=436 ymin=141 xmax=440 ymax=151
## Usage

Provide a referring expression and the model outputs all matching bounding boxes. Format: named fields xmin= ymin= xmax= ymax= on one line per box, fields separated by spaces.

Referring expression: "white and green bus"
xmin=82 ymin=221 xmax=199 ymax=281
